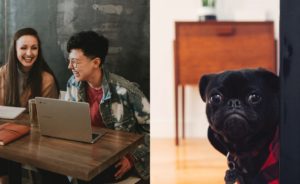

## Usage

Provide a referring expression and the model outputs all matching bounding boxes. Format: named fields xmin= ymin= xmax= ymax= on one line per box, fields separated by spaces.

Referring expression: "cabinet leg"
xmin=175 ymin=85 xmax=179 ymax=146
xmin=182 ymin=85 xmax=185 ymax=139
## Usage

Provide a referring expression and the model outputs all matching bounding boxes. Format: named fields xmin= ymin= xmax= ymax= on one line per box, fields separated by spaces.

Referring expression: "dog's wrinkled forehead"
xmin=212 ymin=71 xmax=259 ymax=91
xmin=220 ymin=72 xmax=251 ymax=86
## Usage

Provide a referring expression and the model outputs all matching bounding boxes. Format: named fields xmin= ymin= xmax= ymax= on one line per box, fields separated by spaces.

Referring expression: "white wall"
xmin=151 ymin=0 xmax=280 ymax=138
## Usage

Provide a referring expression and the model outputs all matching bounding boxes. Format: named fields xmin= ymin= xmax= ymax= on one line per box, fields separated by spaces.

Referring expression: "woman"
xmin=0 ymin=28 xmax=59 ymax=184
xmin=0 ymin=27 xmax=59 ymax=107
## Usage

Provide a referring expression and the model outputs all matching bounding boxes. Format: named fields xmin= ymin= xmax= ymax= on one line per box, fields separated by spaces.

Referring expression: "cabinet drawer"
xmin=177 ymin=22 xmax=273 ymax=37
xmin=175 ymin=22 xmax=276 ymax=84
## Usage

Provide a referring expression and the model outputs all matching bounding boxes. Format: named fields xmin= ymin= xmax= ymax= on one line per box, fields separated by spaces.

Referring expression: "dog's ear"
xmin=199 ymin=74 xmax=215 ymax=102
xmin=256 ymin=68 xmax=279 ymax=92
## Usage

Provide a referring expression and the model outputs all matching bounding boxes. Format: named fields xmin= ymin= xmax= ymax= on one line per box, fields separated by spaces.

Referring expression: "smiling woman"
xmin=15 ymin=35 xmax=39 ymax=72
xmin=0 ymin=27 xmax=60 ymax=107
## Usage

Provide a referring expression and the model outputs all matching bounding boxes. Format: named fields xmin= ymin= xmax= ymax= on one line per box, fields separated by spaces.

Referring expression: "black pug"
xmin=199 ymin=68 xmax=279 ymax=184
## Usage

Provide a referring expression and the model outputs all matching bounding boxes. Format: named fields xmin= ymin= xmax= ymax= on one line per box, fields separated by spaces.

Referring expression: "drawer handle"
xmin=216 ymin=27 xmax=236 ymax=36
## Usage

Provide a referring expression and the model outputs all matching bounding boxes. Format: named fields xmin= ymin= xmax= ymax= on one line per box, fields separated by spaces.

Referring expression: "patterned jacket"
xmin=65 ymin=68 xmax=150 ymax=180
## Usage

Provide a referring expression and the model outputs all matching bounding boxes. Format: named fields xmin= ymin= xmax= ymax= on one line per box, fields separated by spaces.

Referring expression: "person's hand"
xmin=114 ymin=156 xmax=133 ymax=180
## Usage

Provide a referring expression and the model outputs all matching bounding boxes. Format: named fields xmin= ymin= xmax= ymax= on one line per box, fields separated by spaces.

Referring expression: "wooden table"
xmin=0 ymin=114 xmax=144 ymax=181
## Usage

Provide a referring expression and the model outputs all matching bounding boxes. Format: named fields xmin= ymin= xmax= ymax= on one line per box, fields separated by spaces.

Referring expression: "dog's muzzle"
xmin=223 ymin=114 xmax=248 ymax=140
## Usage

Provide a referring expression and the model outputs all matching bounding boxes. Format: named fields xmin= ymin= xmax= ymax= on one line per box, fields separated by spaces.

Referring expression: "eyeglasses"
xmin=67 ymin=58 xmax=80 ymax=69
xmin=67 ymin=57 xmax=97 ymax=69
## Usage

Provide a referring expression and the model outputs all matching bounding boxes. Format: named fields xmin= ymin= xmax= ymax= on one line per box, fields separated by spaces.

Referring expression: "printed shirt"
xmin=86 ymin=85 xmax=104 ymax=127
xmin=65 ymin=67 xmax=150 ymax=180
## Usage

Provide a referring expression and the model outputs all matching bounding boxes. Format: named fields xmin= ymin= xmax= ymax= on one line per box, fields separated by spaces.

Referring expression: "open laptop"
xmin=35 ymin=97 xmax=104 ymax=143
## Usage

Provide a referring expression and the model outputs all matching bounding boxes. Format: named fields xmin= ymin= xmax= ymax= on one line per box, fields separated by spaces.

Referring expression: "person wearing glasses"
xmin=40 ymin=31 xmax=150 ymax=184
xmin=0 ymin=27 xmax=59 ymax=184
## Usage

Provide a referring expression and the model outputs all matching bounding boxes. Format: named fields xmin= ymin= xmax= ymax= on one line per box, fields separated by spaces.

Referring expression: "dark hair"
xmin=67 ymin=31 xmax=109 ymax=65
xmin=5 ymin=27 xmax=60 ymax=106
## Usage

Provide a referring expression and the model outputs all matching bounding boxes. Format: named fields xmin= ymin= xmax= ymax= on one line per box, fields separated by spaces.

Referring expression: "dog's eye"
xmin=209 ymin=94 xmax=223 ymax=105
xmin=248 ymin=93 xmax=262 ymax=104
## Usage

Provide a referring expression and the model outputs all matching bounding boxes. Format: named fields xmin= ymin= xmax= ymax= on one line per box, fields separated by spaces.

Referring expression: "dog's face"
xmin=199 ymin=69 xmax=279 ymax=146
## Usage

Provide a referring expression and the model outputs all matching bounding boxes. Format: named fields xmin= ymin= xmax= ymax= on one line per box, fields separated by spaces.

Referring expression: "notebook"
xmin=35 ymin=97 xmax=104 ymax=143
xmin=0 ymin=122 xmax=30 ymax=145
xmin=0 ymin=106 xmax=26 ymax=119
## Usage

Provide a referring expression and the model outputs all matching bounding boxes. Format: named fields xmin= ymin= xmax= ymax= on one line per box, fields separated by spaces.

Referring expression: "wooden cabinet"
xmin=174 ymin=21 xmax=276 ymax=145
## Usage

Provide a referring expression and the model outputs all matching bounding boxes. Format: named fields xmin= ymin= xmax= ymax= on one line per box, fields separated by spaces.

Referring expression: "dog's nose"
xmin=227 ymin=99 xmax=241 ymax=108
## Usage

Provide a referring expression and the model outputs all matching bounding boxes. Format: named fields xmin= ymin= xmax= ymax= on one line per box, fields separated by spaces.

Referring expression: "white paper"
xmin=0 ymin=106 xmax=26 ymax=119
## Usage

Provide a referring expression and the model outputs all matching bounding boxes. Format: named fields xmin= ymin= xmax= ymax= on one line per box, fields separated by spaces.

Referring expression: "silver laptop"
xmin=35 ymin=97 xmax=104 ymax=143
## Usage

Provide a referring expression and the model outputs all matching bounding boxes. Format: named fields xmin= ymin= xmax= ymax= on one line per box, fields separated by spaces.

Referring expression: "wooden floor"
xmin=151 ymin=138 xmax=227 ymax=184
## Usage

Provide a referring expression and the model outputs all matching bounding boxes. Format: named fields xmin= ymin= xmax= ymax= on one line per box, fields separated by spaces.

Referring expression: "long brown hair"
xmin=4 ymin=28 xmax=59 ymax=106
